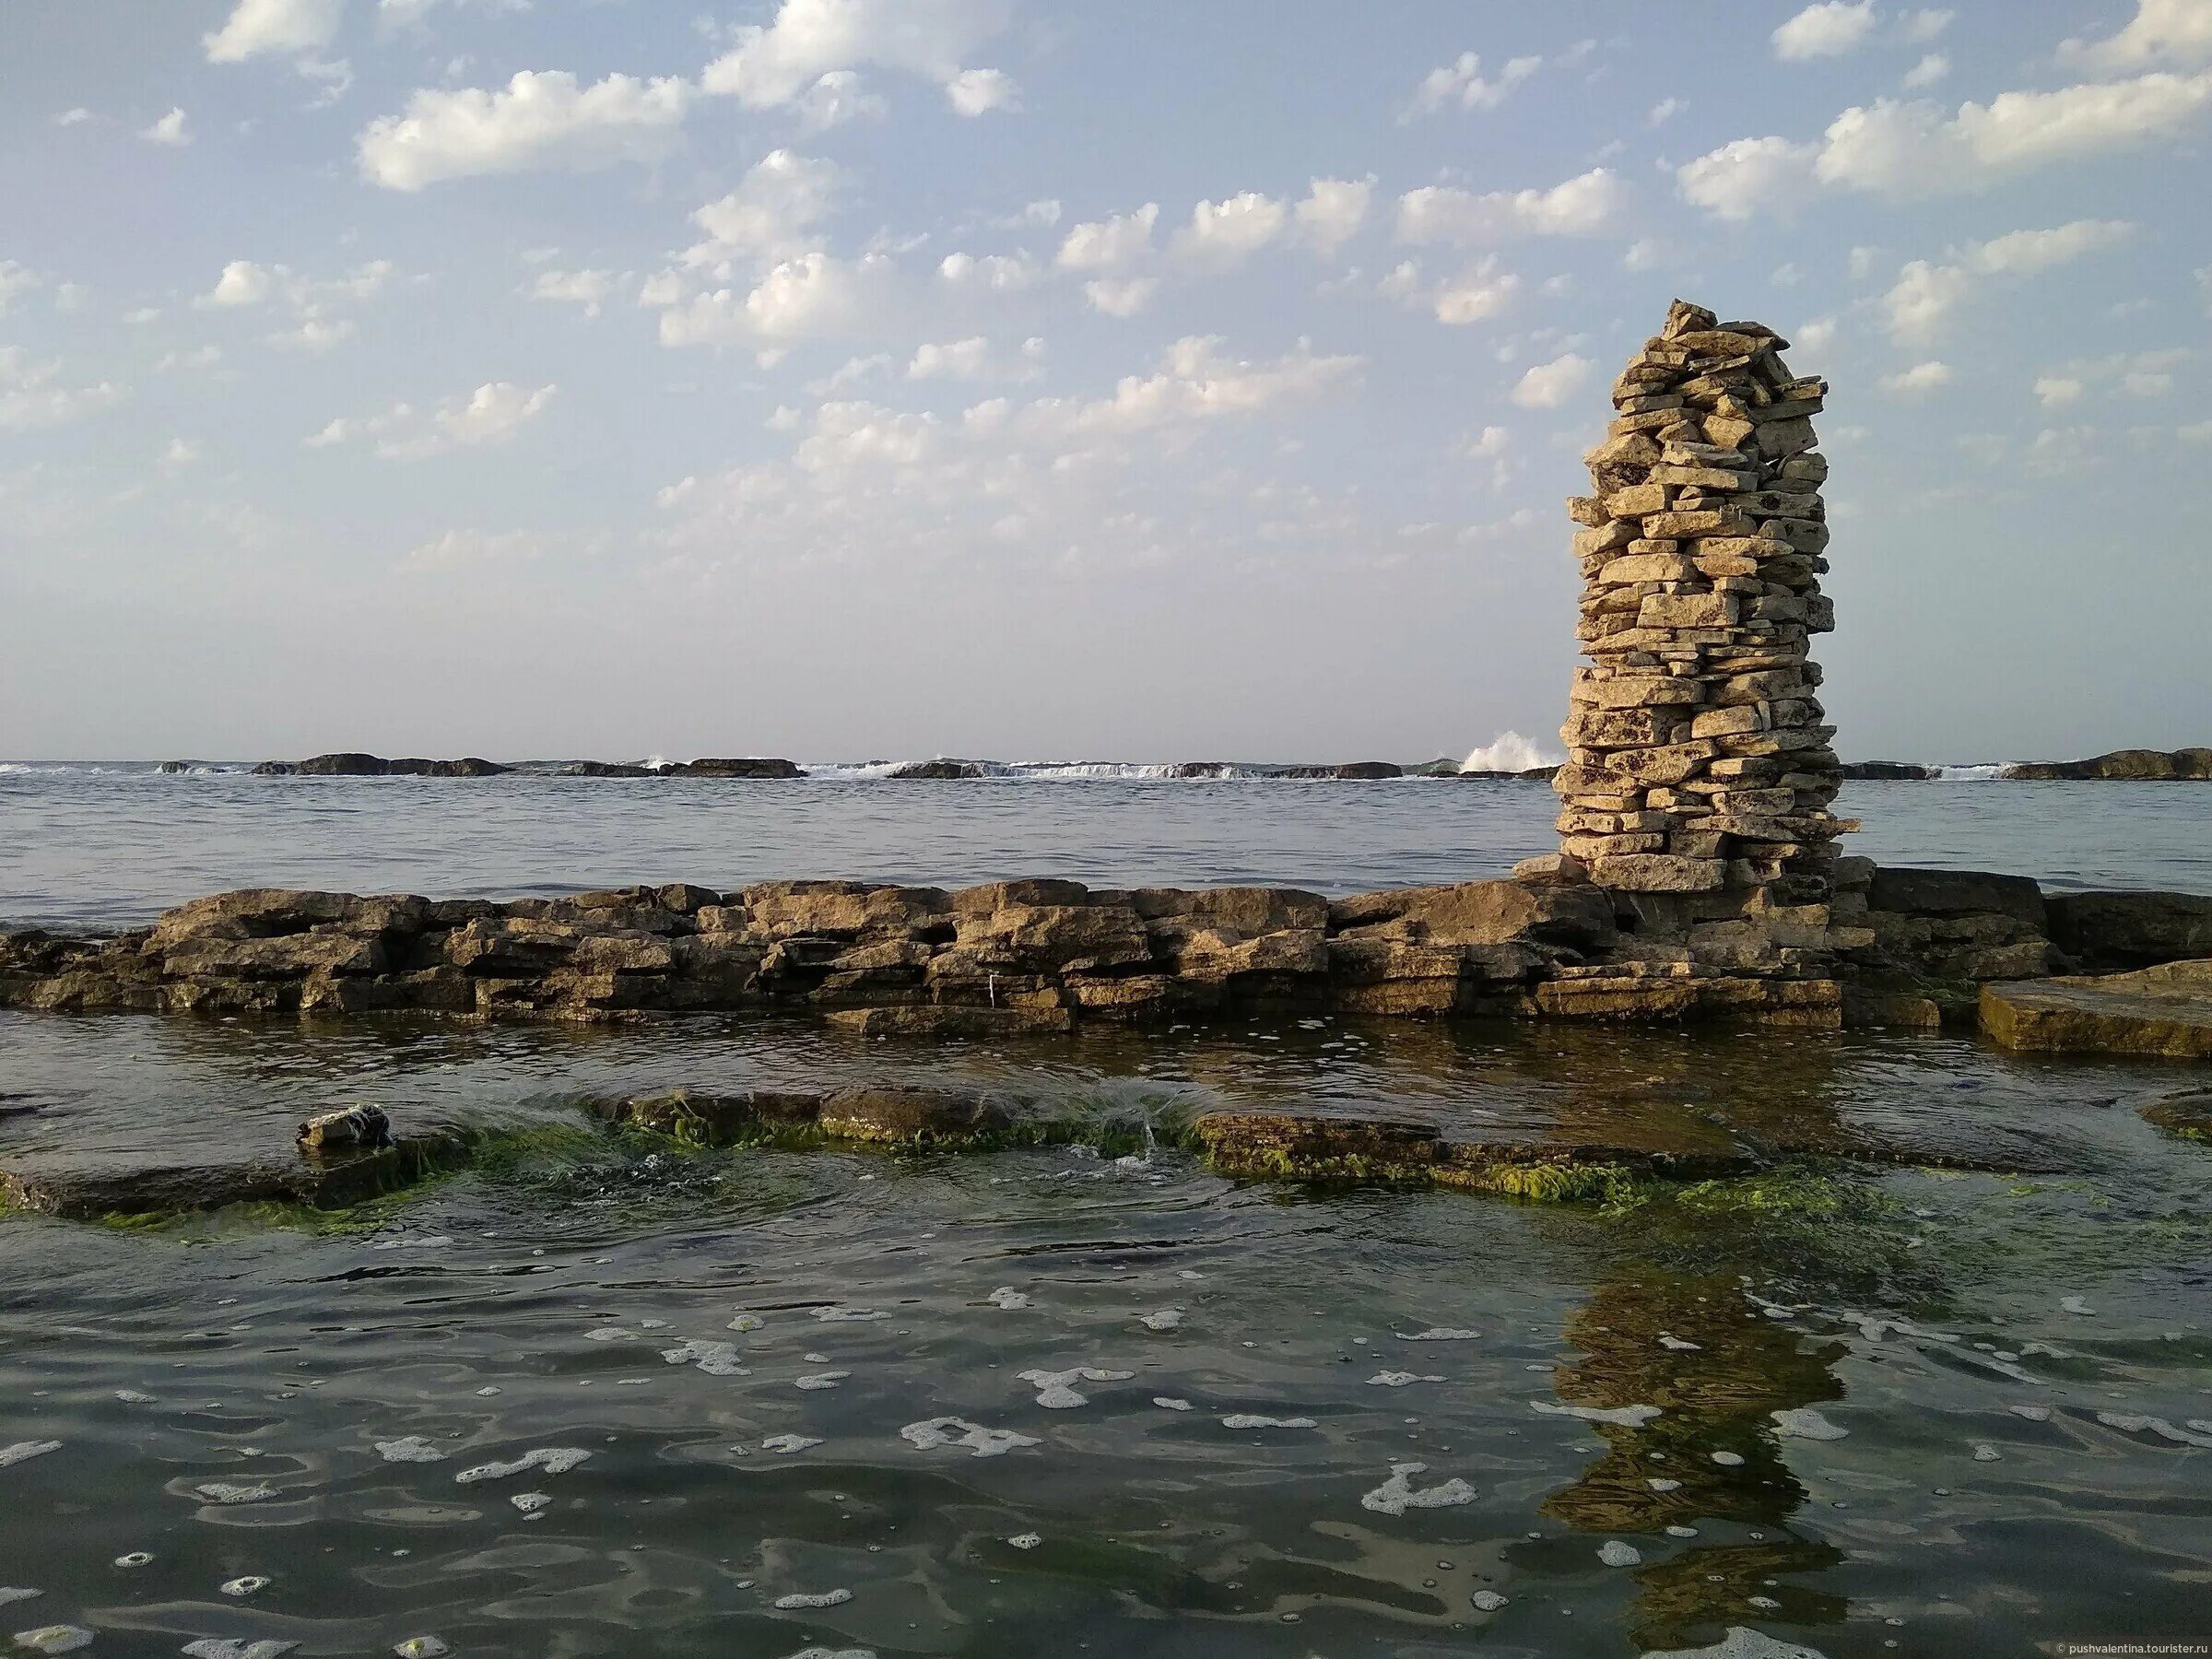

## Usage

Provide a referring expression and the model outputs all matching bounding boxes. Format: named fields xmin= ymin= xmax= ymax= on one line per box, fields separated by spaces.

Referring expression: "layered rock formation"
xmin=1555 ymin=300 xmax=1846 ymax=897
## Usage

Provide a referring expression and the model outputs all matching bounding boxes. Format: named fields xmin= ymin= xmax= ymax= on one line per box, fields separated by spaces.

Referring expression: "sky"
xmin=2 ymin=0 xmax=2209 ymax=765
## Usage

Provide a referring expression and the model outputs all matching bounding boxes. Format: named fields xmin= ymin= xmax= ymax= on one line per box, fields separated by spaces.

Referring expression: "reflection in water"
xmin=1535 ymin=1267 xmax=1849 ymax=1650
xmin=1 ymin=1009 xmax=2209 ymax=1653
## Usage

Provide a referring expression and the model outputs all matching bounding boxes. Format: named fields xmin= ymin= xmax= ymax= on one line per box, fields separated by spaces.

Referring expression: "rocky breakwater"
xmin=0 ymin=877 xmax=1669 ymax=1031
xmin=1552 ymin=300 xmax=1845 ymax=902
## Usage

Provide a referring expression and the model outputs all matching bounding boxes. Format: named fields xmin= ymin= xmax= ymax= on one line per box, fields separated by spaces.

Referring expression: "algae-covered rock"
xmin=818 ymin=1085 xmax=1014 ymax=1144
xmin=0 ymin=1127 xmax=476 ymax=1220
xmin=1982 ymin=960 xmax=2212 ymax=1058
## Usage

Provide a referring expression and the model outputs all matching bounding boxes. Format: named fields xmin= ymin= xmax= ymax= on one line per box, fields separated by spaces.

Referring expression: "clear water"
xmin=2 ymin=1013 xmax=2209 ymax=1656
xmin=2 ymin=768 xmax=2208 ymax=932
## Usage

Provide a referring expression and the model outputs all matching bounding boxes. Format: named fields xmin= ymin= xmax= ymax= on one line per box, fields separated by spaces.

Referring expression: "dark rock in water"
xmin=1412 ymin=758 xmax=1462 ymax=777
xmin=0 ymin=1126 xmax=476 ymax=1219
xmin=2048 ymin=890 xmax=2212 ymax=973
xmin=2141 ymin=1088 xmax=2212 ymax=1142
xmin=157 ymin=760 xmax=195 ymax=774
xmin=1454 ymin=766 xmax=1559 ymax=781
xmin=249 ymin=753 xmax=508 ymax=777
xmin=1868 ymin=866 xmax=2047 ymax=930
xmin=1171 ymin=761 xmax=1238 ymax=778
xmin=888 ymin=759 xmax=986 ymax=779
xmin=558 ymin=760 xmax=658 ymax=777
xmin=596 ymin=1087 xmax=828 ymax=1144
xmin=1841 ymin=761 xmax=1936 ymax=780
xmin=819 ymin=1085 xmax=1015 ymax=1143
xmin=664 ymin=757 xmax=806 ymax=778
xmin=1517 ymin=764 xmax=1559 ymax=781
xmin=387 ymin=757 xmax=508 ymax=777
xmin=1268 ymin=761 xmax=1405 ymax=780
xmin=2002 ymin=747 xmax=2212 ymax=781
xmin=297 ymin=1104 xmax=390 ymax=1152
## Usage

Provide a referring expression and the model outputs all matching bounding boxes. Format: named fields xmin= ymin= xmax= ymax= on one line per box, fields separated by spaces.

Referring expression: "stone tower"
xmin=1553 ymin=300 xmax=1848 ymax=900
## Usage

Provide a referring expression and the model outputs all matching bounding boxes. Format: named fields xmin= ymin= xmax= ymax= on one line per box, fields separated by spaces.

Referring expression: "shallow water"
xmin=2 ymin=769 xmax=2208 ymax=932
xmin=3 ymin=1012 xmax=2209 ymax=1656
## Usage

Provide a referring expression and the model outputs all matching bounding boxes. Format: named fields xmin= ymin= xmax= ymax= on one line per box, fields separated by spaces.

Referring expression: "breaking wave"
xmin=1460 ymin=732 xmax=1561 ymax=773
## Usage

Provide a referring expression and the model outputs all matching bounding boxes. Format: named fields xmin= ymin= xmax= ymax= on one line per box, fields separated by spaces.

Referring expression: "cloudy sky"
xmin=3 ymin=0 xmax=2208 ymax=763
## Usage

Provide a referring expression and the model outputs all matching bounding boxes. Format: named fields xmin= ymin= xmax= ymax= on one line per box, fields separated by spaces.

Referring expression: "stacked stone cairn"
xmin=1555 ymin=300 xmax=1851 ymax=902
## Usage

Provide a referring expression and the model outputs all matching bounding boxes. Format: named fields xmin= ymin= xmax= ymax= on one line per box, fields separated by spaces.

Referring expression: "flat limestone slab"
xmin=1981 ymin=960 xmax=2212 ymax=1058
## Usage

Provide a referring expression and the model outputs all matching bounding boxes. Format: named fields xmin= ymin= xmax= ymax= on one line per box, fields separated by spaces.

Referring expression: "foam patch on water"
xmin=1531 ymin=1399 xmax=1661 ymax=1428
xmin=394 ymin=1640 xmax=450 ymax=1658
xmin=794 ymin=1371 xmax=850 ymax=1391
xmin=986 ymin=1288 xmax=1030 ymax=1310
xmin=813 ymin=1307 xmax=884 ymax=1323
xmin=1006 ymin=1532 xmax=1041 ymax=1549
xmin=1138 ymin=1309 xmax=1183 ymax=1332
xmin=773 ymin=1588 xmax=853 ymax=1610
xmin=1599 ymin=1539 xmax=1642 ymax=1567
xmin=0 ymin=1441 xmax=62 ymax=1468
xmin=220 ymin=1578 xmax=270 ymax=1597
xmin=728 ymin=1314 xmax=765 ymax=1333
xmin=1152 ymin=1397 xmax=1192 ymax=1411
xmin=454 ymin=1447 xmax=590 ymax=1484
xmin=1018 ymin=1366 xmax=1133 ymax=1408
xmin=1771 ymin=1408 xmax=1848 ymax=1441
xmin=183 ymin=1641 xmax=298 ymax=1659
xmin=1400 ymin=1327 xmax=1479 ymax=1342
xmin=761 ymin=1434 xmax=822 ymax=1454
xmin=1367 ymin=1371 xmax=1441 ymax=1387
xmin=0 ymin=1593 xmax=41 ymax=1608
xmin=1471 ymin=1589 xmax=1508 ymax=1611
xmin=193 ymin=1481 xmax=276 ymax=1504
xmin=113 ymin=1551 xmax=153 ymax=1567
xmin=900 ymin=1418 xmax=1039 ymax=1458
xmin=115 ymin=1389 xmax=157 ymax=1404
xmin=1361 ymin=1462 xmax=1476 ymax=1515
xmin=512 ymin=1491 xmax=552 ymax=1514
xmin=10 ymin=1630 xmax=93 ymax=1655
xmin=374 ymin=1436 xmax=448 ymax=1463
xmin=663 ymin=1339 xmax=749 ymax=1376
xmin=1639 ymin=1628 xmax=1830 ymax=1658
xmin=1221 ymin=1413 xmax=1315 ymax=1430
xmin=2097 ymin=1413 xmax=2212 ymax=1448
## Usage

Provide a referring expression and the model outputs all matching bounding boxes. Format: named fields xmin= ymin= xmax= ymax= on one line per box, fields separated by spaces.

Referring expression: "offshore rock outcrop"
xmin=2000 ymin=747 xmax=2212 ymax=781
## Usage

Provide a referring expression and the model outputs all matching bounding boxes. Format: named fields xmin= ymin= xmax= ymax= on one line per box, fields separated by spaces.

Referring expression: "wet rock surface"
xmin=1982 ymin=961 xmax=2212 ymax=1058
xmin=2001 ymin=747 xmax=2212 ymax=781
xmin=4 ymin=869 xmax=2206 ymax=1041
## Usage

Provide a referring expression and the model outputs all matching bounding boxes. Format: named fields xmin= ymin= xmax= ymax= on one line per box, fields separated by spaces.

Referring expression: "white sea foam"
xmin=900 ymin=1418 xmax=1039 ymax=1458
xmin=1360 ymin=1462 xmax=1476 ymax=1515
xmin=1461 ymin=731 xmax=1560 ymax=773
xmin=454 ymin=1447 xmax=589 ymax=1484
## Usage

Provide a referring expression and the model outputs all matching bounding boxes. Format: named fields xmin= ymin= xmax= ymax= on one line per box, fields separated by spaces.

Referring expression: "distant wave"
xmin=1461 ymin=732 xmax=1561 ymax=773
xmin=1929 ymin=764 xmax=2007 ymax=780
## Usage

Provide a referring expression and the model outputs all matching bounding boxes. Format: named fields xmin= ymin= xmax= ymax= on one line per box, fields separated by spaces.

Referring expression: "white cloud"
xmin=2060 ymin=0 xmax=2212 ymax=72
xmin=1817 ymin=76 xmax=2212 ymax=195
xmin=1880 ymin=359 xmax=1952 ymax=395
xmin=142 ymin=108 xmax=192 ymax=146
xmin=1083 ymin=276 xmax=1157 ymax=317
xmin=1057 ymin=203 xmax=1158 ymax=271
xmin=907 ymin=335 xmax=1044 ymax=382
xmin=54 ymin=107 xmax=94 ymax=126
xmin=309 ymin=381 xmax=557 ymax=459
xmin=1677 ymin=135 xmax=1819 ymax=219
xmin=160 ymin=437 xmax=202 ymax=471
xmin=678 ymin=151 xmax=847 ymax=276
xmin=2035 ymin=375 xmax=2085 ymax=408
xmin=0 ymin=262 xmax=41 ymax=313
xmin=1649 ymin=97 xmax=1686 ymax=125
xmin=946 ymin=67 xmax=1017 ymax=115
xmin=0 ymin=347 xmax=124 ymax=431
xmin=793 ymin=70 xmax=886 ymax=131
xmin=1171 ymin=191 xmax=1288 ymax=269
xmin=205 ymin=0 xmax=343 ymax=63
xmin=1291 ymin=176 xmax=1372 ymax=254
xmin=1773 ymin=2 xmax=1878 ymax=61
xmin=1902 ymin=52 xmax=1948 ymax=88
xmin=1683 ymin=71 xmax=2212 ymax=214
xmin=701 ymin=0 xmax=1016 ymax=111
xmin=1899 ymin=8 xmax=1952 ymax=42
xmin=529 ymin=268 xmax=620 ymax=316
xmin=380 ymin=0 xmax=533 ymax=25
xmin=1432 ymin=255 xmax=1521 ymax=324
xmin=1395 ymin=167 xmax=1629 ymax=241
xmin=155 ymin=346 xmax=225 ymax=373
xmin=202 ymin=259 xmax=280 ymax=307
xmin=1401 ymin=51 xmax=1542 ymax=120
xmin=267 ymin=317 xmax=358 ymax=352
xmin=1510 ymin=352 xmax=1593 ymax=409
xmin=1794 ymin=315 xmax=1839 ymax=355
xmin=1880 ymin=220 xmax=2133 ymax=341
xmin=657 ymin=251 xmax=897 ymax=352
xmin=938 ymin=250 xmax=1039 ymax=291
xmin=358 ymin=70 xmax=691 ymax=190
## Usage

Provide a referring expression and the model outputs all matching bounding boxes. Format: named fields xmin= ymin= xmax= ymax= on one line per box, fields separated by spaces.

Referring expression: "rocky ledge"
xmin=4 ymin=866 xmax=2208 ymax=1042
xmin=1998 ymin=747 xmax=2212 ymax=782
